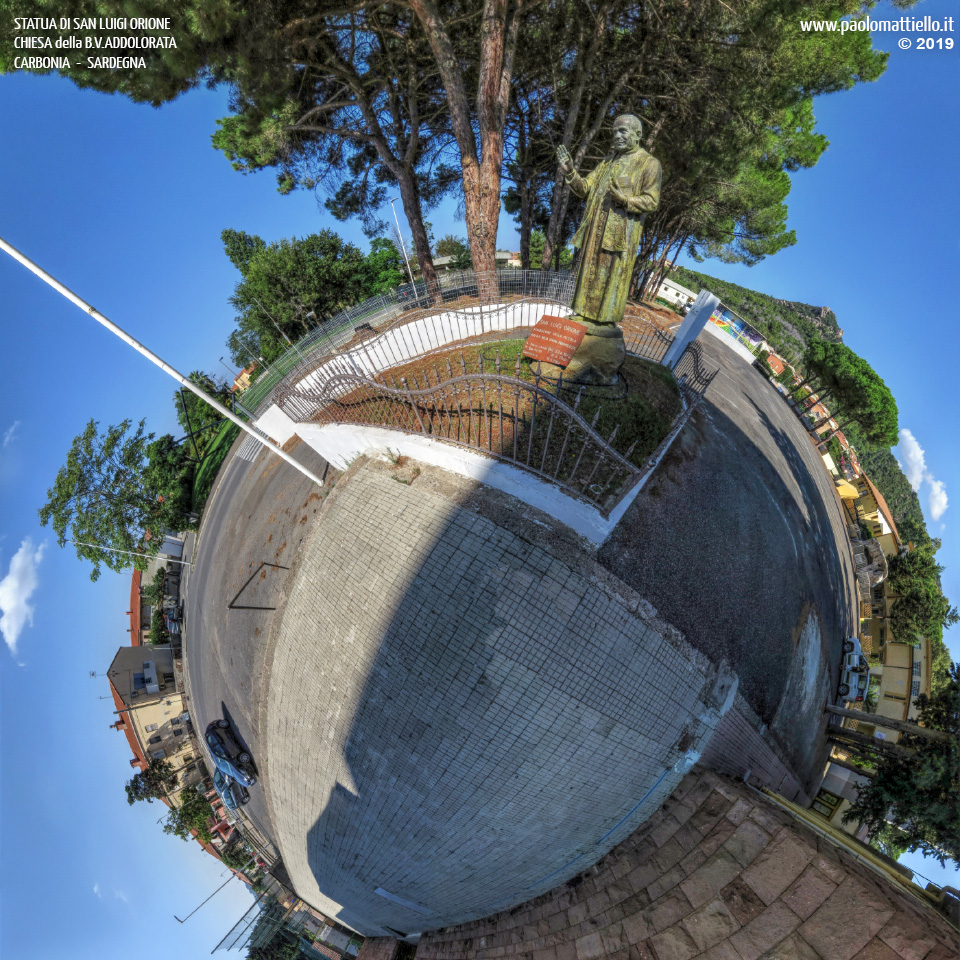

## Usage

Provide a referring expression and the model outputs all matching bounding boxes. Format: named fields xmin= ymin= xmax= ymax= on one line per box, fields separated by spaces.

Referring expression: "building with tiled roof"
xmin=765 ymin=352 xmax=787 ymax=377
xmin=107 ymin=645 xmax=200 ymax=805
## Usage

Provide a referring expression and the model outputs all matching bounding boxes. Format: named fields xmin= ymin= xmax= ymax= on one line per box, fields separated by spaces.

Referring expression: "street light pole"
xmin=67 ymin=539 xmax=193 ymax=566
xmin=389 ymin=197 xmax=417 ymax=289
xmin=0 ymin=237 xmax=325 ymax=488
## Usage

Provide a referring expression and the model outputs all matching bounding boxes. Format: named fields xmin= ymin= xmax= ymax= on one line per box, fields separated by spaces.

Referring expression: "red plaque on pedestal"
xmin=522 ymin=314 xmax=586 ymax=368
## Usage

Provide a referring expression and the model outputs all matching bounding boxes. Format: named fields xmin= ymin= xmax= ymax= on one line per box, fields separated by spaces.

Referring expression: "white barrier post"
xmin=661 ymin=289 xmax=720 ymax=369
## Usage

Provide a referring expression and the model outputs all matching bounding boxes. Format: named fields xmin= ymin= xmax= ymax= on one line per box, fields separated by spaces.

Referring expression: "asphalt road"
xmin=598 ymin=332 xmax=858 ymax=782
xmin=184 ymin=331 xmax=857 ymax=858
xmin=183 ymin=435 xmax=331 ymax=848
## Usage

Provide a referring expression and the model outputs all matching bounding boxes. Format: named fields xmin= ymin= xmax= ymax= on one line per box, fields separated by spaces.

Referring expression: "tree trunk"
xmin=825 ymin=705 xmax=953 ymax=743
xmin=410 ymin=0 xmax=524 ymax=300
xmin=826 ymin=755 xmax=875 ymax=778
xmin=396 ymin=166 xmax=440 ymax=301
xmin=828 ymin=728 xmax=915 ymax=759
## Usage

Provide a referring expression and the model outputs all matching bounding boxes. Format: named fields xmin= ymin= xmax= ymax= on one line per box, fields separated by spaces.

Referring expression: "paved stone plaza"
xmin=262 ymin=459 xmax=734 ymax=937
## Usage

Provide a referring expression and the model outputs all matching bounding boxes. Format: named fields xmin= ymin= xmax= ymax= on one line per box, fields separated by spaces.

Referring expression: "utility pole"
xmin=0 ymin=237 xmax=325 ymax=488
xmin=390 ymin=197 xmax=417 ymax=289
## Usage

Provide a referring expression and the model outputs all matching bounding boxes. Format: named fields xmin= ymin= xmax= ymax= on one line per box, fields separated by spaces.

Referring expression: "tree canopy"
xmin=796 ymin=341 xmax=898 ymax=446
xmin=842 ymin=662 xmax=960 ymax=868
xmin=887 ymin=544 xmax=960 ymax=645
xmin=221 ymin=229 xmax=405 ymax=365
xmin=0 ymin=0 xmax=916 ymax=284
xmin=38 ymin=419 xmax=194 ymax=581
xmin=125 ymin=758 xmax=178 ymax=805
xmin=163 ymin=786 xmax=215 ymax=844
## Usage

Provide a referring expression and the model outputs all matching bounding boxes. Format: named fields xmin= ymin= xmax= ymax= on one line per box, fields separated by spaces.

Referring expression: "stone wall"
xmin=417 ymin=769 xmax=960 ymax=960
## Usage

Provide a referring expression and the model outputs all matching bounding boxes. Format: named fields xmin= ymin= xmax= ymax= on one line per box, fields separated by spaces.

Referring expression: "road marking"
xmin=763 ymin=486 xmax=799 ymax=561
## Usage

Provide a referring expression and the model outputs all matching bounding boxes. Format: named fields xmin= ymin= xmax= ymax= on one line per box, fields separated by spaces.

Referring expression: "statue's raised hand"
xmin=557 ymin=144 xmax=574 ymax=175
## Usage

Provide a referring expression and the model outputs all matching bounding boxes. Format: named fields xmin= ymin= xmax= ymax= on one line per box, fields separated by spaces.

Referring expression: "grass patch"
xmin=372 ymin=338 xmax=681 ymax=469
xmin=192 ymin=420 xmax=241 ymax=512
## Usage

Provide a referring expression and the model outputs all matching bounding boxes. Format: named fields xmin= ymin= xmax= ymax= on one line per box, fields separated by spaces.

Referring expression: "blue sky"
xmin=1 ymin=6 xmax=958 ymax=956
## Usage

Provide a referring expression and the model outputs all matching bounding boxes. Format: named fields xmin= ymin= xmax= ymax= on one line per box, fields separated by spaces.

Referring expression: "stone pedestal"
xmin=538 ymin=318 xmax=626 ymax=385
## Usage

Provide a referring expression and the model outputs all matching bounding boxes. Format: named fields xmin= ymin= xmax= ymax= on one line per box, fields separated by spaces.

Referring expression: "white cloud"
xmin=928 ymin=478 xmax=948 ymax=522
xmin=2 ymin=421 xmax=19 ymax=447
xmin=113 ymin=888 xmax=129 ymax=904
xmin=93 ymin=883 xmax=102 ymax=900
xmin=895 ymin=428 xmax=926 ymax=492
xmin=894 ymin=428 xmax=948 ymax=524
xmin=0 ymin=538 xmax=46 ymax=657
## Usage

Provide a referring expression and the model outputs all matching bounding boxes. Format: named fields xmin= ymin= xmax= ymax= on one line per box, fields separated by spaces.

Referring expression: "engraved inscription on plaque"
xmin=522 ymin=315 xmax=586 ymax=368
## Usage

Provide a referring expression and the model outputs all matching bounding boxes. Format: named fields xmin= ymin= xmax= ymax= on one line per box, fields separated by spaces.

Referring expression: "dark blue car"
xmin=213 ymin=769 xmax=250 ymax=810
xmin=205 ymin=721 xmax=257 ymax=787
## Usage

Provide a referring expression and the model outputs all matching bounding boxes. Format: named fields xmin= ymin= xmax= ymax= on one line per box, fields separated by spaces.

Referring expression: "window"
xmin=145 ymin=723 xmax=158 ymax=732
xmin=174 ymin=729 xmax=183 ymax=737
xmin=911 ymin=680 xmax=920 ymax=697
xmin=914 ymin=642 xmax=922 ymax=650
xmin=132 ymin=673 xmax=146 ymax=691
xmin=151 ymin=749 xmax=166 ymax=760
xmin=913 ymin=662 xmax=921 ymax=677
xmin=149 ymin=736 xmax=162 ymax=745
xmin=170 ymin=717 xmax=180 ymax=726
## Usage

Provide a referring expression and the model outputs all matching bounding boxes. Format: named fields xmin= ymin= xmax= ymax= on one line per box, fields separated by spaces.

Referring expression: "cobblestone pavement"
xmin=598 ymin=333 xmax=858 ymax=790
xmin=263 ymin=459 xmax=735 ymax=937
xmin=184 ymin=434 xmax=331 ymax=848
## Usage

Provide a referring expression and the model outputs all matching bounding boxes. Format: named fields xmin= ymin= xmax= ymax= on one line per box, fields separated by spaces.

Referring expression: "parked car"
xmin=838 ymin=637 xmax=870 ymax=702
xmin=205 ymin=721 xmax=257 ymax=787
xmin=213 ymin=769 xmax=250 ymax=811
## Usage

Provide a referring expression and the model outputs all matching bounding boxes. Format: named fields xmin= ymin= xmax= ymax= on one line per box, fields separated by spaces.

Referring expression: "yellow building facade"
xmin=108 ymin=645 xmax=201 ymax=805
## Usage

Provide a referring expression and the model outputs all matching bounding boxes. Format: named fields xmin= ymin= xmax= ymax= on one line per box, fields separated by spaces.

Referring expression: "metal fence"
xmin=279 ymin=350 xmax=645 ymax=513
xmin=262 ymin=269 xmax=715 ymax=514
xmin=243 ymin=269 xmax=577 ymax=416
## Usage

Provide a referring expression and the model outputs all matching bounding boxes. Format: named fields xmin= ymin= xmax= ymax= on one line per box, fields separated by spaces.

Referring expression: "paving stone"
xmin=700 ymin=820 xmax=738 ymax=858
xmin=266 ymin=462 xmax=725 ymax=933
xmin=555 ymin=942 xmax=577 ymax=960
xmin=654 ymin=838 xmax=688 ymax=873
xmin=647 ymin=890 xmax=695 ymax=933
xmin=574 ymin=932 xmax=604 ymax=960
xmin=623 ymin=911 xmax=654 ymax=945
xmin=877 ymin=911 xmax=941 ymax=960
xmin=647 ymin=865 xmax=687 ymax=902
xmin=756 ymin=931 xmax=822 ymax=960
xmin=673 ymin=821 xmax=704 ymax=853
xmin=922 ymin=943 xmax=960 ymax=960
xmin=678 ymin=847 xmax=708 ymax=878
xmin=728 ymin=902 xmax=802 ymax=960
xmin=699 ymin=942 xmax=743 ymax=960
xmin=681 ymin=849 xmax=745 ymax=909
xmin=628 ymin=863 xmax=662 ymax=895
xmin=648 ymin=924 xmax=700 ymax=960
xmin=680 ymin=896 xmax=741 ymax=952
xmin=650 ymin=816 xmax=684 ymax=848
xmin=811 ymin=850 xmax=848 ymax=886
xmin=719 ymin=877 xmax=767 ymax=926
xmin=724 ymin=798 xmax=754 ymax=826
xmin=799 ymin=877 xmax=896 ymax=960
xmin=600 ymin=923 xmax=627 ymax=953
xmin=723 ymin=820 xmax=772 ymax=867
xmin=629 ymin=941 xmax=657 ymax=960
xmin=852 ymin=940 xmax=903 ymax=960
xmin=741 ymin=833 xmax=817 ymax=905
xmin=690 ymin=791 xmax=733 ymax=834
xmin=781 ymin=867 xmax=838 ymax=921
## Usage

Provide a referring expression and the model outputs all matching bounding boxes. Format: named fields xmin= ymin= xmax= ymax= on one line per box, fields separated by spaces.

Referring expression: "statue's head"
xmin=612 ymin=114 xmax=642 ymax=153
